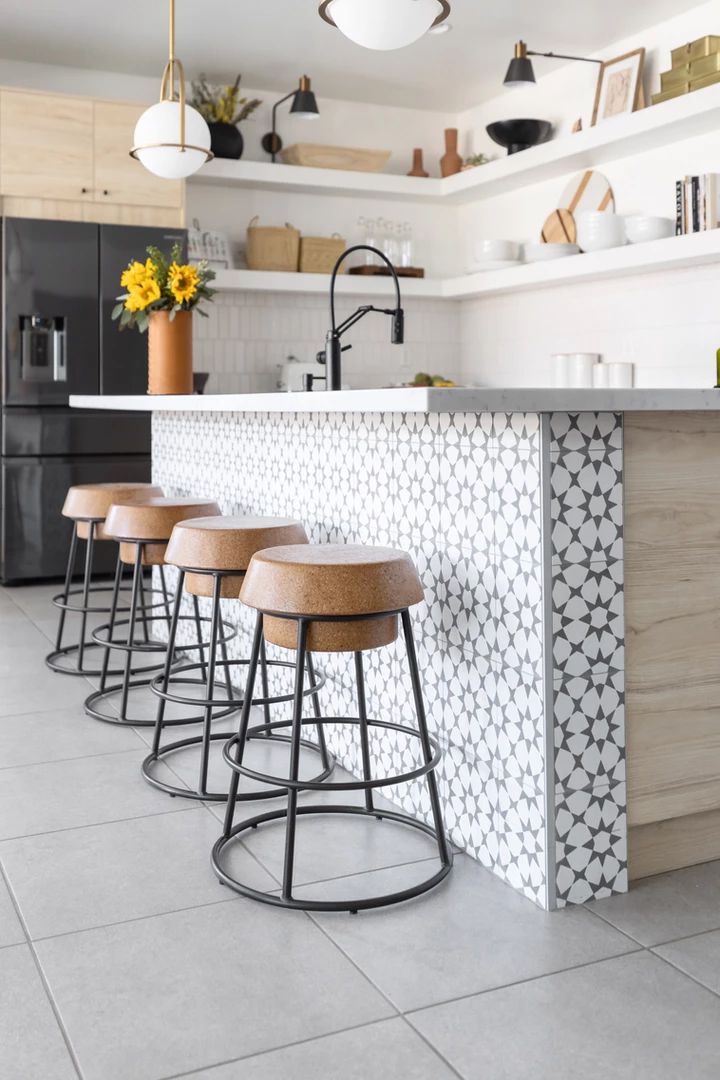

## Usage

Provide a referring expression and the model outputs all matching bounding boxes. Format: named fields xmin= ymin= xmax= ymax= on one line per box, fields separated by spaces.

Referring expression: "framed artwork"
xmin=592 ymin=48 xmax=645 ymax=125
xmin=188 ymin=225 xmax=234 ymax=269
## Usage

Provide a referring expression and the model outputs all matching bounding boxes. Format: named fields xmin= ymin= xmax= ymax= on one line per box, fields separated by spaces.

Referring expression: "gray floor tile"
xmin=410 ymin=952 xmax=720 ymax=1080
xmin=655 ymin=929 xmax=720 ymax=996
xmin=36 ymin=901 xmax=394 ymax=1080
xmin=0 ymin=944 xmax=77 ymax=1080
xmin=0 ymin=705 xmax=145 ymax=770
xmin=0 ymin=873 xmax=24 ymax=948
xmin=183 ymin=1017 xmax=457 ymax=1079
xmin=0 ymin=668 xmax=93 ymax=717
xmin=0 ymin=808 xmax=273 ymax=939
xmin=310 ymin=855 xmax=638 ymax=1012
xmin=0 ymin=749 xmax=188 ymax=840
xmin=588 ymin=859 xmax=720 ymax=946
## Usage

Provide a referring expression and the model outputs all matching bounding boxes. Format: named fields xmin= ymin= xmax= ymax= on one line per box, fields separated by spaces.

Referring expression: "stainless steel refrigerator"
xmin=0 ymin=217 xmax=186 ymax=583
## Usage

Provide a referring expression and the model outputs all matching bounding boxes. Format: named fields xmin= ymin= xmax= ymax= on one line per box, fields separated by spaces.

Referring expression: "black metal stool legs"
xmin=143 ymin=595 xmax=334 ymax=803
xmin=281 ymin=620 xmax=309 ymax=900
xmin=212 ymin=607 xmax=453 ymax=912
xmin=54 ymin=522 xmax=79 ymax=656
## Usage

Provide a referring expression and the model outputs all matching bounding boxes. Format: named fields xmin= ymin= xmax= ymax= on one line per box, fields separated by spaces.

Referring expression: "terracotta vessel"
xmin=440 ymin=128 xmax=462 ymax=177
xmin=147 ymin=310 xmax=193 ymax=395
xmin=407 ymin=148 xmax=429 ymax=178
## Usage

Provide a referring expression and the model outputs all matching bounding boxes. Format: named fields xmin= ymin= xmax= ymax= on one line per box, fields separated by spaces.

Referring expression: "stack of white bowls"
xmin=467 ymin=238 xmax=520 ymax=272
xmin=576 ymin=211 xmax=626 ymax=253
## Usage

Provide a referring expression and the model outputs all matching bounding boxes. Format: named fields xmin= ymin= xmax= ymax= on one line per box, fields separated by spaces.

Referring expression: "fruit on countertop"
xmin=412 ymin=372 xmax=457 ymax=387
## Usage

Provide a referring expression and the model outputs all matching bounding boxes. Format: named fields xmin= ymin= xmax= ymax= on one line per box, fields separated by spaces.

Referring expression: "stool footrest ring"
xmin=212 ymin=804 xmax=453 ymax=912
xmin=223 ymin=715 xmax=442 ymax=792
xmin=149 ymin=658 xmax=326 ymax=712
xmin=141 ymin=731 xmax=336 ymax=801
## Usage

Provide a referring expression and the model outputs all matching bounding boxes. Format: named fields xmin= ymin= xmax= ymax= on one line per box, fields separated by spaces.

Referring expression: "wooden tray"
xmin=348 ymin=265 xmax=425 ymax=278
xmin=281 ymin=144 xmax=391 ymax=173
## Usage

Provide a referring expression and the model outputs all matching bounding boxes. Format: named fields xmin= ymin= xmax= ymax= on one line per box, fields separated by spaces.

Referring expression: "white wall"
xmin=458 ymin=0 xmax=720 ymax=389
xmin=3 ymin=3 xmax=720 ymax=392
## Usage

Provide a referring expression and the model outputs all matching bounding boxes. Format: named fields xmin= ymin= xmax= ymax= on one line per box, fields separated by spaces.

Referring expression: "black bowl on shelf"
xmin=486 ymin=119 xmax=553 ymax=155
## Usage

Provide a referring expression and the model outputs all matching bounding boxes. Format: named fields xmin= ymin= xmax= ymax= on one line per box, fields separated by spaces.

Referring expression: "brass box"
xmin=661 ymin=65 xmax=691 ymax=91
xmin=690 ymin=51 xmax=720 ymax=78
xmin=652 ymin=85 xmax=690 ymax=105
xmin=691 ymin=69 xmax=720 ymax=91
xmin=671 ymin=35 xmax=720 ymax=64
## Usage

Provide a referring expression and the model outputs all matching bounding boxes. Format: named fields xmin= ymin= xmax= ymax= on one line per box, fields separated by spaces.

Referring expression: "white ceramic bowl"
xmin=523 ymin=242 xmax=580 ymax=262
xmin=469 ymin=238 xmax=520 ymax=264
xmin=624 ymin=215 xmax=675 ymax=243
xmin=576 ymin=211 xmax=626 ymax=252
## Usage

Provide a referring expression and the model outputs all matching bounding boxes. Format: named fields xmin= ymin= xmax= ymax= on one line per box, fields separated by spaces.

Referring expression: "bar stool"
xmin=212 ymin=543 xmax=453 ymax=912
xmin=47 ymin=482 xmax=163 ymax=676
xmin=84 ymin=497 xmax=222 ymax=727
xmin=142 ymin=516 xmax=334 ymax=801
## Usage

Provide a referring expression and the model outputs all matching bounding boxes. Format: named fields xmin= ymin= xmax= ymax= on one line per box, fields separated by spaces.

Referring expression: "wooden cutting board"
xmin=541 ymin=208 xmax=576 ymax=244
xmin=559 ymin=169 xmax=615 ymax=216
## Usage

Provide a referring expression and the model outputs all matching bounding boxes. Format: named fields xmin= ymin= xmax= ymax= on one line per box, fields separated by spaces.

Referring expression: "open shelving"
xmin=214 ymin=229 xmax=720 ymax=302
xmin=191 ymin=84 xmax=720 ymax=206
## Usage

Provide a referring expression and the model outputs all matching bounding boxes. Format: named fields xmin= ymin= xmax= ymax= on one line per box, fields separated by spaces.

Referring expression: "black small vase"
xmin=208 ymin=122 xmax=244 ymax=160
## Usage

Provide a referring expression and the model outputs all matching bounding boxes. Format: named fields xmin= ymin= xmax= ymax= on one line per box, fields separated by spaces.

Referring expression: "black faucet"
xmin=315 ymin=245 xmax=404 ymax=391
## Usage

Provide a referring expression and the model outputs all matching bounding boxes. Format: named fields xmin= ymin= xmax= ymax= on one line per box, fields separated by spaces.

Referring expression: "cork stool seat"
xmin=84 ymin=497 xmax=226 ymax=728
xmin=47 ymin=482 xmax=164 ymax=677
xmin=213 ymin=543 xmax=453 ymax=913
xmin=142 ymin=517 xmax=334 ymax=802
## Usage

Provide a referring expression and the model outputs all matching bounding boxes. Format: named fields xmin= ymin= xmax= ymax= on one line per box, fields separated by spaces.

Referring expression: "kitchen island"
xmin=70 ymin=387 xmax=720 ymax=909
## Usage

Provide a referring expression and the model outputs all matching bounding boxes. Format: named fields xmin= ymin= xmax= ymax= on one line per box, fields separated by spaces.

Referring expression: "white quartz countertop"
xmin=69 ymin=387 xmax=720 ymax=414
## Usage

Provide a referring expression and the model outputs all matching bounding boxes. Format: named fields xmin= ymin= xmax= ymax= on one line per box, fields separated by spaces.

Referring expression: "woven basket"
xmin=299 ymin=234 xmax=346 ymax=274
xmin=246 ymin=217 xmax=300 ymax=272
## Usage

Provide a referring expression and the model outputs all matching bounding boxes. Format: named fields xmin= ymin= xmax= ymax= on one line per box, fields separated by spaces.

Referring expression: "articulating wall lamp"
xmin=318 ymin=0 xmax=450 ymax=51
xmin=261 ymin=76 xmax=320 ymax=163
xmin=130 ymin=0 xmax=212 ymax=179
xmin=504 ymin=40 xmax=601 ymax=88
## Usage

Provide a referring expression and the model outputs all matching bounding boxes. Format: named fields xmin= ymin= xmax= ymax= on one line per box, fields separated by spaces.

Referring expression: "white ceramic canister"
xmin=552 ymin=353 xmax=570 ymax=387
xmin=566 ymin=352 xmax=600 ymax=388
xmin=593 ymin=362 xmax=610 ymax=388
xmin=606 ymin=362 xmax=634 ymax=388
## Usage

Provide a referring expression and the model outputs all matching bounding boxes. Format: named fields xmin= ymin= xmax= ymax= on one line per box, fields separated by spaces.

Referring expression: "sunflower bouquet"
xmin=112 ymin=243 xmax=215 ymax=332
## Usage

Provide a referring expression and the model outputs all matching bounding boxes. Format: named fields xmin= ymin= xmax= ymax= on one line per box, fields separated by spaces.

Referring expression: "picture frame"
xmin=591 ymin=48 xmax=646 ymax=126
xmin=188 ymin=225 xmax=234 ymax=270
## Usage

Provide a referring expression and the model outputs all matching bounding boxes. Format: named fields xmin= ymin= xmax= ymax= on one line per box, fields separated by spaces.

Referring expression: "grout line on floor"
xmin=581 ymin=902 xmax=662 ymax=951
xmin=0 ymin=800 xmax=194 ymax=844
xmin=0 ymin=737 xmax=149 ymax=772
xmin=648 ymin=942 xmax=720 ymax=1001
xmin=155 ymin=1014 xmax=411 ymax=1080
xmin=403 ymin=945 xmax=648 ymax=1021
xmin=0 ymin=860 xmax=85 ymax=1080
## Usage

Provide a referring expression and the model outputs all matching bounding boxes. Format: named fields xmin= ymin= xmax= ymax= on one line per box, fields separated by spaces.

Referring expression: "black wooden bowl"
xmin=486 ymin=119 xmax=553 ymax=155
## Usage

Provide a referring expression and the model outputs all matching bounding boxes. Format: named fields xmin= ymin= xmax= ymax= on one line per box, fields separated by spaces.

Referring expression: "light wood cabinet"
xmin=93 ymin=101 xmax=183 ymax=210
xmin=0 ymin=89 xmax=185 ymax=226
xmin=0 ymin=91 xmax=94 ymax=201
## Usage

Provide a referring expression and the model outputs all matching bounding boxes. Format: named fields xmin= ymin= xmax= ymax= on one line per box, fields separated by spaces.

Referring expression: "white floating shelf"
xmin=192 ymin=157 xmax=443 ymax=203
xmin=215 ymin=231 xmax=720 ymax=302
xmin=213 ymin=269 xmax=446 ymax=298
xmin=191 ymin=85 xmax=720 ymax=206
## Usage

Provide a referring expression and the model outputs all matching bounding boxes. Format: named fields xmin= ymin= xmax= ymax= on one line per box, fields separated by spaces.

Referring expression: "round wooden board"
xmin=559 ymin=169 xmax=615 ymax=216
xmin=541 ymin=208 xmax=576 ymax=244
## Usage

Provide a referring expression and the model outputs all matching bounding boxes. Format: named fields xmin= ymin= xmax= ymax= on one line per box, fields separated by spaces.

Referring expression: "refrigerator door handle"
xmin=53 ymin=325 xmax=67 ymax=382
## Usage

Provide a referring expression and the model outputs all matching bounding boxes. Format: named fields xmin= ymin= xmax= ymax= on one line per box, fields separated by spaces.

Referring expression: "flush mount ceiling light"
xmin=130 ymin=0 xmax=212 ymax=179
xmin=318 ymin=0 xmax=450 ymax=51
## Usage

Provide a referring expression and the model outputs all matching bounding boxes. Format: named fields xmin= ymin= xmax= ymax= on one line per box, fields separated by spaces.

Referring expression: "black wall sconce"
xmin=504 ymin=40 xmax=601 ymax=88
xmin=261 ymin=75 xmax=320 ymax=162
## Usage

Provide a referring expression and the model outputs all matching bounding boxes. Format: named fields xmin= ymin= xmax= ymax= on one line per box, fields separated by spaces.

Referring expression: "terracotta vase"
xmin=147 ymin=310 xmax=193 ymax=395
xmin=440 ymin=128 xmax=462 ymax=178
xmin=407 ymin=148 xmax=429 ymax=178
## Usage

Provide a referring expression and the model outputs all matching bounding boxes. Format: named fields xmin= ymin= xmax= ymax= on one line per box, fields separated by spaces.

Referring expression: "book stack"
xmin=675 ymin=175 xmax=719 ymax=234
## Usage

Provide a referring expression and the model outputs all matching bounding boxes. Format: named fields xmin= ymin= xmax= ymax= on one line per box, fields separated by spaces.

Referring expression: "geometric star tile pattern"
xmin=549 ymin=412 xmax=627 ymax=907
xmin=153 ymin=407 xmax=627 ymax=911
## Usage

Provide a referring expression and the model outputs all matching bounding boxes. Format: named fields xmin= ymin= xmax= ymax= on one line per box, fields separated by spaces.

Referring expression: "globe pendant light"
xmin=130 ymin=0 xmax=212 ymax=179
xmin=318 ymin=0 xmax=450 ymax=51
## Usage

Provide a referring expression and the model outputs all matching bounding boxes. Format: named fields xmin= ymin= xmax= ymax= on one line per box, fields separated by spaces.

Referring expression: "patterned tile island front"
xmin=151 ymin=407 xmax=626 ymax=910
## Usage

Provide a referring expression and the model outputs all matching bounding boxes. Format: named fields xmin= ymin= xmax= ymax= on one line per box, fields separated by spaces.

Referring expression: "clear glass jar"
xmin=400 ymin=222 xmax=413 ymax=268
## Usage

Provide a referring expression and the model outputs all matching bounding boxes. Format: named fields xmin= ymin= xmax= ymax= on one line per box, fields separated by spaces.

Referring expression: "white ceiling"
xmin=0 ymin=0 xmax=700 ymax=110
